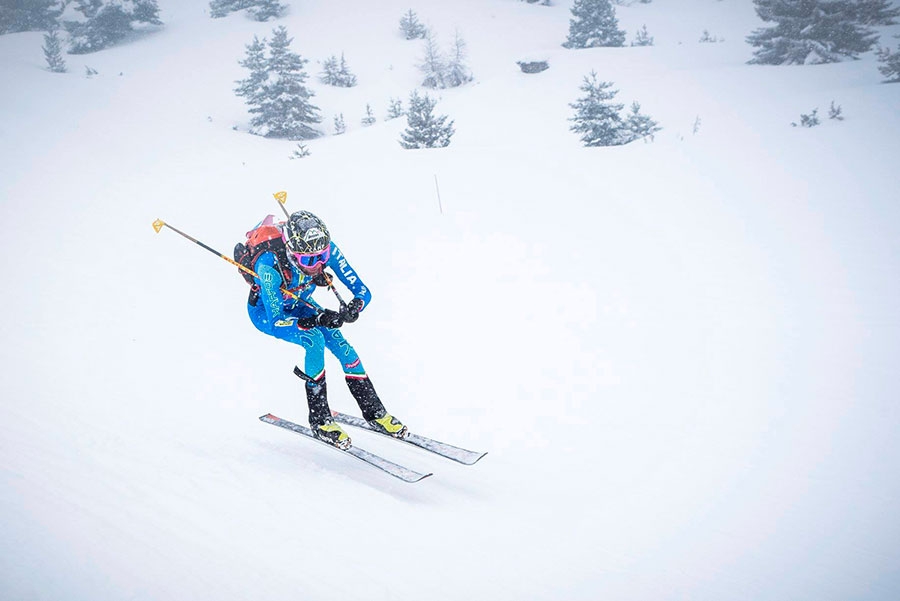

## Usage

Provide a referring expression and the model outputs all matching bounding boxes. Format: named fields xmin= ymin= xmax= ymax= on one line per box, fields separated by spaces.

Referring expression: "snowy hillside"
xmin=2 ymin=1 xmax=899 ymax=599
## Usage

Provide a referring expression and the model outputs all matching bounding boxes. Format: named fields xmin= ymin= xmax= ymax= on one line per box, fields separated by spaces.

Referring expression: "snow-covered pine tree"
xmin=877 ymin=40 xmax=900 ymax=82
xmin=210 ymin=0 xmax=283 ymax=20
xmin=399 ymin=90 xmax=455 ymax=149
xmin=747 ymin=0 xmax=879 ymax=65
xmin=632 ymin=24 xmax=653 ymax=46
xmin=259 ymin=26 xmax=321 ymax=139
xmin=568 ymin=71 xmax=626 ymax=146
xmin=623 ymin=101 xmax=661 ymax=142
xmin=564 ymin=0 xmax=626 ymax=49
xmin=386 ymin=97 xmax=405 ymax=119
xmin=248 ymin=0 xmax=287 ymax=22
xmin=210 ymin=0 xmax=252 ymax=18
xmin=42 ymin=28 xmax=67 ymax=72
xmin=443 ymin=30 xmax=474 ymax=87
xmin=361 ymin=104 xmax=376 ymax=126
xmin=234 ymin=35 xmax=268 ymax=109
xmin=333 ymin=113 xmax=346 ymax=134
xmin=65 ymin=0 xmax=162 ymax=54
xmin=848 ymin=0 xmax=900 ymax=25
xmin=1 ymin=0 xmax=63 ymax=34
xmin=319 ymin=53 xmax=357 ymax=86
xmin=420 ymin=31 xmax=446 ymax=88
xmin=399 ymin=8 xmax=427 ymax=40
xmin=235 ymin=27 xmax=321 ymax=140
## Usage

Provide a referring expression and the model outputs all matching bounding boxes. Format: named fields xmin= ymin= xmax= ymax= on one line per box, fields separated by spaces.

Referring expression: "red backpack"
xmin=233 ymin=215 xmax=293 ymax=287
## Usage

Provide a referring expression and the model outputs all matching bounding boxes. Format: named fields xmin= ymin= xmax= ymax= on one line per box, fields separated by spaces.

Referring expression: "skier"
xmin=243 ymin=211 xmax=408 ymax=449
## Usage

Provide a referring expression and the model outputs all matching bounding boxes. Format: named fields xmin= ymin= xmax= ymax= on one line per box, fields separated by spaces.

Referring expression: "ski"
xmin=330 ymin=411 xmax=488 ymax=466
xmin=259 ymin=413 xmax=432 ymax=483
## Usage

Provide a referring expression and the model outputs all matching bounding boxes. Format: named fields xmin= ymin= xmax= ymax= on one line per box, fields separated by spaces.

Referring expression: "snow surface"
xmin=2 ymin=1 xmax=899 ymax=599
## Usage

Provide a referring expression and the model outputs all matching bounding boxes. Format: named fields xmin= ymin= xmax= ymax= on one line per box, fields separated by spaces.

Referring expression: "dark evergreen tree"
xmin=568 ymin=71 xmax=626 ymax=146
xmin=210 ymin=0 xmax=252 ymax=18
xmin=234 ymin=35 xmax=267 ymax=106
xmin=623 ymin=101 xmax=661 ymax=142
xmin=399 ymin=90 xmax=455 ymax=149
xmin=210 ymin=0 xmax=284 ymax=20
xmin=563 ymin=0 xmax=626 ymax=49
xmin=848 ymin=0 xmax=900 ymax=25
xmin=234 ymin=27 xmax=321 ymax=140
xmin=399 ymin=9 xmax=427 ymax=40
xmin=420 ymin=31 xmax=446 ymax=88
xmin=747 ymin=0 xmax=879 ymax=65
xmin=877 ymin=40 xmax=900 ymax=82
xmin=319 ymin=53 xmax=357 ymax=87
xmin=42 ymin=29 xmax=67 ymax=72
xmin=361 ymin=104 xmax=376 ymax=126
xmin=443 ymin=30 xmax=474 ymax=87
xmin=386 ymin=97 xmax=405 ymax=120
xmin=1 ymin=0 xmax=63 ymax=34
xmin=65 ymin=0 xmax=162 ymax=54
xmin=248 ymin=0 xmax=287 ymax=21
xmin=333 ymin=113 xmax=346 ymax=134
xmin=631 ymin=24 xmax=654 ymax=46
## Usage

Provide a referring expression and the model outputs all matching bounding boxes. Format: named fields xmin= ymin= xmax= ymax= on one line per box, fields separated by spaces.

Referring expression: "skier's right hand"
xmin=316 ymin=309 xmax=344 ymax=329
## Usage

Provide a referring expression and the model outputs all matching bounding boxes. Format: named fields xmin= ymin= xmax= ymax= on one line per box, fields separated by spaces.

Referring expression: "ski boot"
xmin=369 ymin=410 xmax=409 ymax=439
xmin=307 ymin=374 xmax=351 ymax=450
xmin=346 ymin=376 xmax=409 ymax=439
xmin=312 ymin=419 xmax=351 ymax=450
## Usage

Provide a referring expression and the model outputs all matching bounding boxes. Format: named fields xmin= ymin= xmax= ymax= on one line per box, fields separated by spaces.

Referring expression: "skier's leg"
xmin=259 ymin=321 xmax=349 ymax=447
xmin=322 ymin=328 xmax=407 ymax=437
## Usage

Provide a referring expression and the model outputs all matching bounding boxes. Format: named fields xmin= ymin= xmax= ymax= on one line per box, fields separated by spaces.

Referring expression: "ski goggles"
xmin=291 ymin=246 xmax=331 ymax=268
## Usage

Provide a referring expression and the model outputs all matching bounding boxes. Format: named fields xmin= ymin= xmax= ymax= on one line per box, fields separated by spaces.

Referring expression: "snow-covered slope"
xmin=2 ymin=1 xmax=899 ymax=599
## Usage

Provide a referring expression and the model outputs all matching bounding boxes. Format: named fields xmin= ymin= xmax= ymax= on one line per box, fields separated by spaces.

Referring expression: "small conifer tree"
xmin=443 ymin=30 xmax=474 ymax=87
xmin=420 ymin=31 xmax=446 ymax=88
xmin=877 ymin=38 xmax=900 ymax=82
xmin=399 ymin=9 xmax=427 ymax=40
xmin=399 ymin=90 xmax=455 ymax=149
xmin=623 ymin=101 xmax=661 ymax=142
xmin=334 ymin=113 xmax=346 ymax=135
xmin=386 ymin=97 xmax=405 ymax=120
xmin=631 ymin=24 xmax=653 ymax=47
xmin=568 ymin=71 xmax=626 ymax=146
xmin=43 ymin=29 xmax=67 ymax=73
xmin=319 ymin=53 xmax=357 ymax=87
xmin=234 ymin=26 xmax=321 ymax=140
xmin=361 ymin=104 xmax=376 ymax=126
xmin=563 ymin=0 xmax=626 ymax=49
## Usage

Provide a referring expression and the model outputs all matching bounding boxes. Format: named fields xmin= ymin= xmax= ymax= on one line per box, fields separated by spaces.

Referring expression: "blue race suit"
xmin=247 ymin=240 xmax=372 ymax=382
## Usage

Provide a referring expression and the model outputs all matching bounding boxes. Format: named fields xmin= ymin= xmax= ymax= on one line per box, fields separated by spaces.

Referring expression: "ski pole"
xmin=273 ymin=190 xmax=291 ymax=218
xmin=152 ymin=218 xmax=318 ymax=310
xmin=322 ymin=271 xmax=347 ymax=310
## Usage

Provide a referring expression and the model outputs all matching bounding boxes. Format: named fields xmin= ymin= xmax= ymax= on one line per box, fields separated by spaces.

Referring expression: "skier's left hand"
xmin=316 ymin=309 xmax=344 ymax=329
xmin=341 ymin=298 xmax=364 ymax=323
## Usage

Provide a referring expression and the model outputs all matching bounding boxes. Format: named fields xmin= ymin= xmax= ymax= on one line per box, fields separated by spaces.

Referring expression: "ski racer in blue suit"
xmin=245 ymin=211 xmax=407 ymax=449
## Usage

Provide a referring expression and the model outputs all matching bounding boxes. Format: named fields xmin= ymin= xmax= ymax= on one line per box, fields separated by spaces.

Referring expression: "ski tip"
xmin=411 ymin=472 xmax=434 ymax=483
xmin=259 ymin=413 xmax=278 ymax=421
xmin=468 ymin=452 xmax=488 ymax=465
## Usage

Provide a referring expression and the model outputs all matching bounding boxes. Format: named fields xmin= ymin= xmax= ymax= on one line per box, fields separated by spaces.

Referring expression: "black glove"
xmin=316 ymin=308 xmax=344 ymax=329
xmin=312 ymin=272 xmax=331 ymax=287
xmin=341 ymin=298 xmax=365 ymax=323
